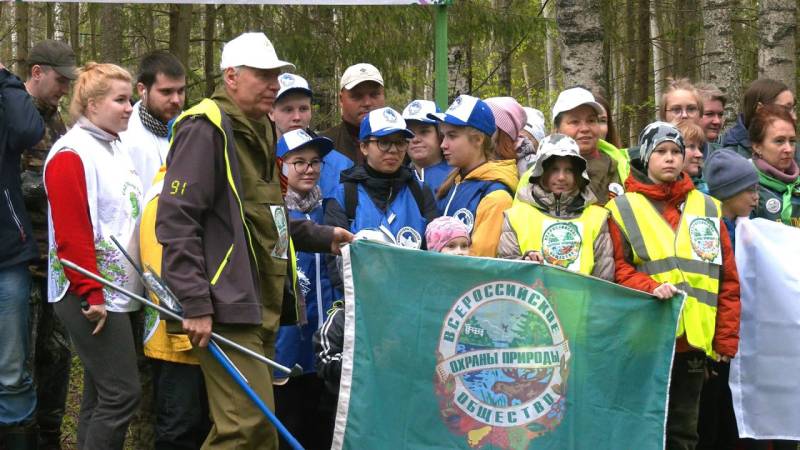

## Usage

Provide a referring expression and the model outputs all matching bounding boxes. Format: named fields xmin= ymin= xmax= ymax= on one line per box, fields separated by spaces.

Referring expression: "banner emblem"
xmin=435 ymin=281 xmax=570 ymax=448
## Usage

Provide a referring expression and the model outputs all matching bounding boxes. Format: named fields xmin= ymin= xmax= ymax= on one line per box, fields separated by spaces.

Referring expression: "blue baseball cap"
xmin=427 ymin=95 xmax=496 ymax=137
xmin=277 ymin=129 xmax=333 ymax=159
xmin=359 ymin=107 xmax=415 ymax=140
xmin=402 ymin=100 xmax=440 ymax=125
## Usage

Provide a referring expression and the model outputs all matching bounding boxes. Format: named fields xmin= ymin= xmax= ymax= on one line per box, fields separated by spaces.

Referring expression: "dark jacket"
xmin=0 ymin=69 xmax=45 ymax=270
xmin=156 ymin=108 xmax=262 ymax=324
xmin=321 ymin=121 xmax=363 ymax=165
xmin=313 ymin=301 xmax=344 ymax=394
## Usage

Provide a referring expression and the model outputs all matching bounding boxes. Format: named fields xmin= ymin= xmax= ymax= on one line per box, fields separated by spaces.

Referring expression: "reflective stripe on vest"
xmin=169 ymin=99 xmax=259 ymax=269
xmin=606 ymin=189 xmax=722 ymax=357
xmin=506 ymin=201 xmax=609 ymax=276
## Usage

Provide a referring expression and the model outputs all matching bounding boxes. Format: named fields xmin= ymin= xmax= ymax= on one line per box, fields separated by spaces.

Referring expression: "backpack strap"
xmin=344 ymin=181 xmax=358 ymax=227
xmin=406 ymin=177 xmax=437 ymax=222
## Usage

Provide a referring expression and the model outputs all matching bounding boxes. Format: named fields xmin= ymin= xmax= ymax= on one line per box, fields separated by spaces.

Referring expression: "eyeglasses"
xmin=367 ymin=139 xmax=410 ymax=153
xmin=667 ymin=105 xmax=700 ymax=117
xmin=702 ymin=111 xmax=725 ymax=119
xmin=287 ymin=159 xmax=324 ymax=172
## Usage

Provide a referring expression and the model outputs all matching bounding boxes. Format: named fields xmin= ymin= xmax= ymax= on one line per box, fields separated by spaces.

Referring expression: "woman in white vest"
xmin=43 ymin=62 xmax=143 ymax=450
xmin=497 ymin=134 xmax=614 ymax=280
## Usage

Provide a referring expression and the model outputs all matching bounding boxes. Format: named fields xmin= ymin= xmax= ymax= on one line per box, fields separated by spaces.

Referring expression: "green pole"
xmin=434 ymin=1 xmax=451 ymax=110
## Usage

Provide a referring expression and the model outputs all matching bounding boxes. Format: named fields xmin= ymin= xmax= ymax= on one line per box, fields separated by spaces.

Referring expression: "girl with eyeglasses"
xmin=324 ymin=106 xmax=439 ymax=258
xmin=273 ymin=129 xmax=339 ymax=449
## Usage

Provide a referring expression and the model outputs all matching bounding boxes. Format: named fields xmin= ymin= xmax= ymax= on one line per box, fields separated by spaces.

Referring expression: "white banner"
xmin=22 ymin=0 xmax=448 ymax=4
xmin=730 ymin=218 xmax=800 ymax=440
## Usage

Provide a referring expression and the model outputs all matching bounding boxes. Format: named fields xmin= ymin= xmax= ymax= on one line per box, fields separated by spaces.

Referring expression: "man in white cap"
xmin=156 ymin=32 xmax=351 ymax=449
xmin=321 ymin=63 xmax=385 ymax=164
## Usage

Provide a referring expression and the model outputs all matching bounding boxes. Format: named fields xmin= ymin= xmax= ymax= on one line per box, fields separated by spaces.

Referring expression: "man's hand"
xmin=183 ymin=315 xmax=213 ymax=347
xmin=523 ymin=251 xmax=543 ymax=262
xmin=330 ymin=227 xmax=354 ymax=255
xmin=652 ymin=283 xmax=678 ymax=300
xmin=82 ymin=303 xmax=107 ymax=335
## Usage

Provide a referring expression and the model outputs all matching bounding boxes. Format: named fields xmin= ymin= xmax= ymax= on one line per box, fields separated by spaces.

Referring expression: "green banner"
xmin=334 ymin=241 xmax=683 ymax=450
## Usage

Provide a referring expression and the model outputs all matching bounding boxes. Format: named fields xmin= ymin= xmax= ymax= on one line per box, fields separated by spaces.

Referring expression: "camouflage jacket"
xmin=21 ymin=96 xmax=67 ymax=277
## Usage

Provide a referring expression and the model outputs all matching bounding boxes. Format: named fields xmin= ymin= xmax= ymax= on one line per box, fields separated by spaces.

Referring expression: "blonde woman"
xmin=44 ymin=63 xmax=142 ymax=450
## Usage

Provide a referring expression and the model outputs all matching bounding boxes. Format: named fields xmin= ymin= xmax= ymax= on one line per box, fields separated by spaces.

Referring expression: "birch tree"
xmin=554 ymin=0 xmax=605 ymax=93
xmin=701 ymin=0 xmax=741 ymax=121
xmin=757 ymin=0 xmax=796 ymax=85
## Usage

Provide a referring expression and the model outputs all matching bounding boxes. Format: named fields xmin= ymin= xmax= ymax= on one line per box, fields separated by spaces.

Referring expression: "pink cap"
xmin=485 ymin=97 xmax=526 ymax=142
xmin=425 ymin=216 xmax=471 ymax=252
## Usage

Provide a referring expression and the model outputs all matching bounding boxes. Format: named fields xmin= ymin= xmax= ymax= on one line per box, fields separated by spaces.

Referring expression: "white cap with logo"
xmin=220 ymin=32 xmax=295 ymax=71
xmin=340 ymin=63 xmax=384 ymax=90
xmin=550 ymin=87 xmax=605 ymax=125
xmin=276 ymin=73 xmax=312 ymax=102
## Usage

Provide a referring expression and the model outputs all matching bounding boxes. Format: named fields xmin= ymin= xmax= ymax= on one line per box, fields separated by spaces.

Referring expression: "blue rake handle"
xmin=207 ymin=341 xmax=304 ymax=450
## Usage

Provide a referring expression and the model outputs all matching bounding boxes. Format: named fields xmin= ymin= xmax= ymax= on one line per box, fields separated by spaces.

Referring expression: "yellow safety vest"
xmin=606 ymin=189 xmax=722 ymax=357
xmin=139 ymin=99 xmax=299 ymax=363
xmin=598 ymin=139 xmax=630 ymax=183
xmin=506 ymin=199 xmax=609 ymax=276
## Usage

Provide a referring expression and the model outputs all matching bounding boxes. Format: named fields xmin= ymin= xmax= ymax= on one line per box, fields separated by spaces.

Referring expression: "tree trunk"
xmin=757 ymin=0 xmax=796 ymax=84
xmin=555 ymin=0 xmax=605 ymax=93
xmin=45 ymin=3 xmax=55 ymax=40
xmin=14 ymin=2 xmax=29 ymax=75
xmin=634 ymin=0 xmax=652 ymax=135
xmin=702 ymin=0 xmax=741 ymax=124
xmin=99 ymin=4 xmax=123 ymax=64
xmin=494 ymin=0 xmax=513 ymax=95
xmin=543 ymin=0 xmax=558 ymax=102
xmin=69 ymin=3 xmax=80 ymax=63
xmin=651 ymin=0 xmax=663 ymax=113
xmin=204 ymin=4 xmax=216 ymax=97
xmin=448 ymin=46 xmax=468 ymax=98
xmin=169 ymin=4 xmax=192 ymax=71
xmin=620 ymin=0 xmax=637 ymax=144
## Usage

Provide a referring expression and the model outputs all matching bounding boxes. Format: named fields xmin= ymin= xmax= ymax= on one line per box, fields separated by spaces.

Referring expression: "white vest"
xmin=120 ymin=101 xmax=170 ymax=190
xmin=45 ymin=123 xmax=144 ymax=312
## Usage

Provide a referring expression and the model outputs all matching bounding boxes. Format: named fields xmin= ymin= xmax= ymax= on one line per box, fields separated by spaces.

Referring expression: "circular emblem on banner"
xmin=396 ymin=226 xmax=422 ymax=249
xmin=608 ymin=182 xmax=624 ymax=197
xmin=765 ymin=198 xmax=781 ymax=214
xmin=434 ymin=282 xmax=570 ymax=447
xmin=541 ymin=222 xmax=582 ymax=268
xmin=408 ymin=101 xmax=422 ymax=115
xmin=383 ymin=108 xmax=398 ymax=123
xmin=688 ymin=217 xmax=720 ymax=262
xmin=279 ymin=73 xmax=295 ymax=86
xmin=453 ymin=208 xmax=475 ymax=233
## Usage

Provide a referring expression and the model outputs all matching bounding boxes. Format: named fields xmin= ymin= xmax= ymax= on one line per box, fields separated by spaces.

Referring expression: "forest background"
xmin=3 ymin=0 xmax=798 ymax=148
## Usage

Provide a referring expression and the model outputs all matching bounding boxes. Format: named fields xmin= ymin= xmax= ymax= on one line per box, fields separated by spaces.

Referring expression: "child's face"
xmin=683 ymin=139 xmax=704 ymax=177
xmin=440 ymin=237 xmax=470 ymax=256
xmin=723 ymin=185 xmax=759 ymax=218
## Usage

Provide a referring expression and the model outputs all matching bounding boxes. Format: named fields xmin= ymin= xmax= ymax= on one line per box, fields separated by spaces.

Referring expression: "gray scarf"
xmin=285 ymin=186 xmax=323 ymax=213
xmin=138 ymin=103 xmax=169 ymax=138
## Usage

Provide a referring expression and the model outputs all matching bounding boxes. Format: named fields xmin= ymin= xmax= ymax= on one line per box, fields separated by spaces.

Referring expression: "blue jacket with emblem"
xmin=275 ymin=194 xmax=336 ymax=378
xmin=324 ymin=164 xmax=439 ymax=291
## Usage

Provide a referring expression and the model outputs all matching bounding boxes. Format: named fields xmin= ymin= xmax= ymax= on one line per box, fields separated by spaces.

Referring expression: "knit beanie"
xmin=638 ymin=121 xmax=685 ymax=168
xmin=425 ymin=216 xmax=470 ymax=253
xmin=485 ymin=97 xmax=526 ymax=142
xmin=704 ymin=148 xmax=759 ymax=200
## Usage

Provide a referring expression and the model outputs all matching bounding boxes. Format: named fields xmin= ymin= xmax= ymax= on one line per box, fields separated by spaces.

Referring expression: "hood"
xmin=624 ymin=165 xmax=695 ymax=205
xmin=721 ymin=114 xmax=751 ymax=149
xmin=0 ymin=68 xmax=25 ymax=91
xmin=516 ymin=174 xmax=597 ymax=217
xmin=461 ymin=159 xmax=519 ymax=191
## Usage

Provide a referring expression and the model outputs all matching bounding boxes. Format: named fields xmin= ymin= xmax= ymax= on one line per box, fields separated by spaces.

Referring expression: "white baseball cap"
xmin=276 ymin=73 xmax=312 ymax=102
xmin=402 ymin=99 xmax=440 ymax=125
xmin=340 ymin=63 xmax=384 ymax=90
xmin=220 ymin=32 xmax=295 ymax=71
xmin=551 ymin=87 xmax=604 ymax=125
